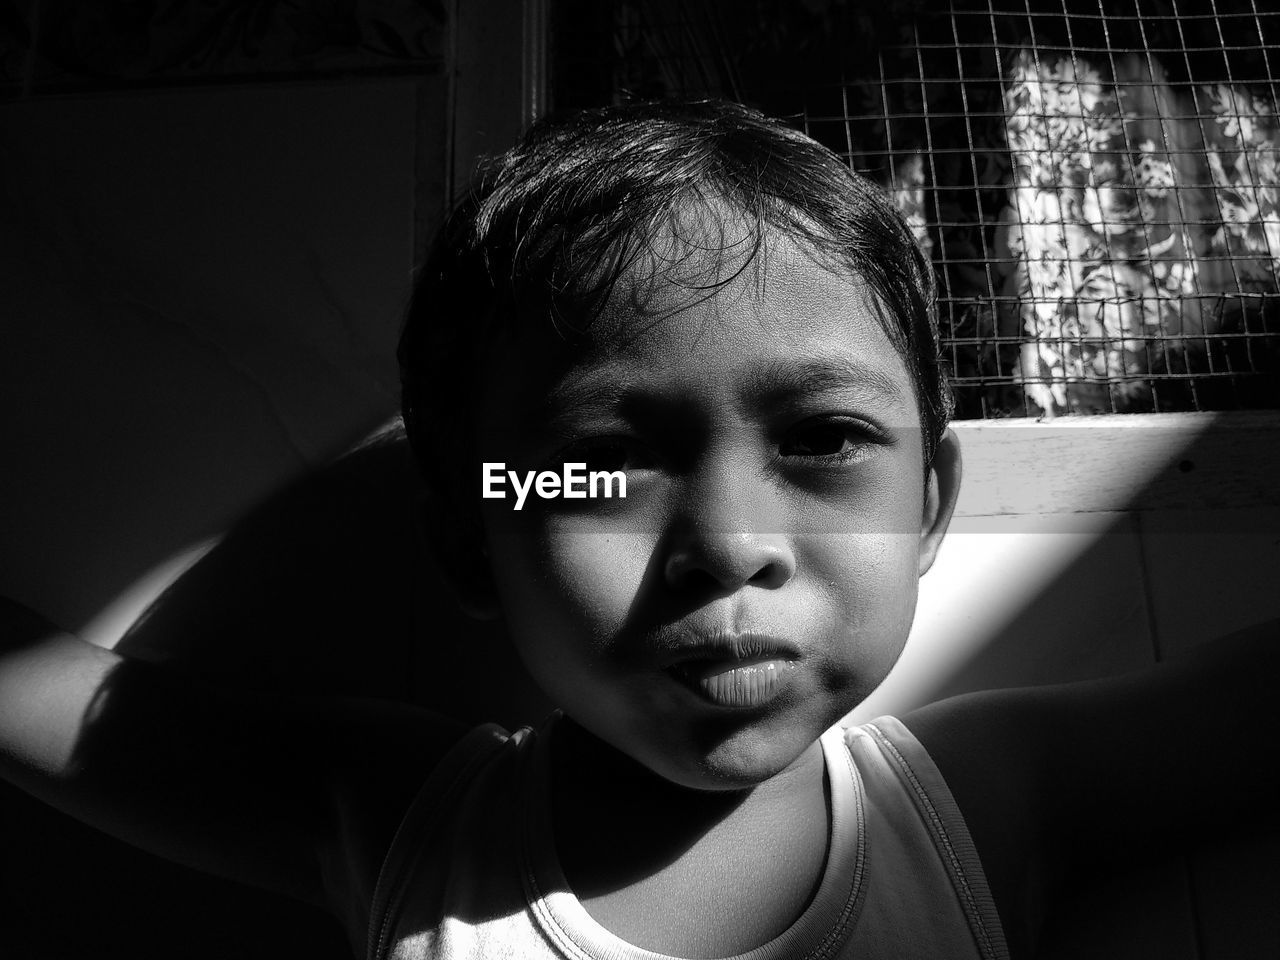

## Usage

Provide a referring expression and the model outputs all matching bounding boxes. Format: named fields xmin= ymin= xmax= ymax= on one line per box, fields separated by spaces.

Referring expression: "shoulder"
xmin=904 ymin=618 xmax=1280 ymax=841
xmin=313 ymin=704 xmax=494 ymax=946
xmin=361 ymin=721 xmax=534 ymax=960
xmin=880 ymin=696 xmax=1046 ymax=958
xmin=895 ymin=618 xmax=1280 ymax=953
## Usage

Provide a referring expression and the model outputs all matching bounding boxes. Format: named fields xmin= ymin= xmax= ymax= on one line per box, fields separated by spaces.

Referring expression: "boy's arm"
xmin=904 ymin=618 xmax=1280 ymax=949
xmin=0 ymin=596 xmax=468 ymax=914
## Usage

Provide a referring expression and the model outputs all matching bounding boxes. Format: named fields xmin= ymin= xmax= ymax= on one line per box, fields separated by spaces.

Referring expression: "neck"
xmin=548 ymin=717 xmax=828 ymax=898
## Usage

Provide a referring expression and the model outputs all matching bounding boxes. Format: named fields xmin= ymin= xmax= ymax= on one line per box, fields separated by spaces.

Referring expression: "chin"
xmin=649 ymin=715 xmax=827 ymax=792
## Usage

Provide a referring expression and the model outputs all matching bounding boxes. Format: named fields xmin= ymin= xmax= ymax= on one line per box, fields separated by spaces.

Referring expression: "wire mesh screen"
xmin=551 ymin=0 xmax=1280 ymax=418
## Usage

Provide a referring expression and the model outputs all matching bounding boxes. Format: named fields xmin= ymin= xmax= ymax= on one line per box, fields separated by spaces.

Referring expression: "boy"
xmin=1 ymin=99 xmax=1276 ymax=960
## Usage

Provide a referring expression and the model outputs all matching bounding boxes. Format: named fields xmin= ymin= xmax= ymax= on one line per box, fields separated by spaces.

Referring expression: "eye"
xmin=779 ymin=417 xmax=880 ymax=463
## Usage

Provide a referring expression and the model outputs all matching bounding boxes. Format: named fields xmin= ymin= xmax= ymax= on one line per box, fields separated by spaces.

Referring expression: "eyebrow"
xmin=537 ymin=354 xmax=912 ymax=428
xmin=539 ymin=371 xmax=632 ymax=426
xmin=748 ymin=356 xmax=912 ymax=411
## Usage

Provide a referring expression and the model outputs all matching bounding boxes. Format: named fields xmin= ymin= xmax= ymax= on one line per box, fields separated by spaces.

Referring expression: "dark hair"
xmin=399 ymin=99 xmax=951 ymax=502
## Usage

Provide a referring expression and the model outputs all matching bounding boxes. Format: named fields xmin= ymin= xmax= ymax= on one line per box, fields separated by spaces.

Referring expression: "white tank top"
xmin=366 ymin=715 xmax=1009 ymax=960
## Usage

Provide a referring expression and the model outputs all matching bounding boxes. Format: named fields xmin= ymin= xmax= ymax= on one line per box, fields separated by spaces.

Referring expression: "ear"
xmin=418 ymin=491 xmax=503 ymax=620
xmin=918 ymin=428 xmax=962 ymax=577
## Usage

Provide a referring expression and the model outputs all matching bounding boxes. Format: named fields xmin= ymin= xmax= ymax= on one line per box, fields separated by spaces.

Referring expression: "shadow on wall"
xmin=0 ymin=78 xmax=437 ymax=632
xmin=0 ymin=423 xmax=553 ymax=960
xmin=0 ymin=70 xmax=445 ymax=960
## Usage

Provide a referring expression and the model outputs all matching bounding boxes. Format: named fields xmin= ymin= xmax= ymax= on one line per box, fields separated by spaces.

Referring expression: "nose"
xmin=661 ymin=466 xmax=797 ymax=593
xmin=663 ymin=530 xmax=796 ymax=592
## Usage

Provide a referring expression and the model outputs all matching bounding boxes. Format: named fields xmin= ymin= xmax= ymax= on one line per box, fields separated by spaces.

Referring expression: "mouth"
xmin=660 ymin=632 xmax=800 ymax=709
xmin=667 ymin=658 xmax=798 ymax=708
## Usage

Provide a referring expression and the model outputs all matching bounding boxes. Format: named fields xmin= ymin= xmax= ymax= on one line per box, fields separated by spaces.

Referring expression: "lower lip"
xmin=669 ymin=659 xmax=797 ymax=709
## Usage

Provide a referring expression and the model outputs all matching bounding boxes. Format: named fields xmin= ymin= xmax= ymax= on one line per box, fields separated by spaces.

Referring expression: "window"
xmin=551 ymin=0 xmax=1280 ymax=418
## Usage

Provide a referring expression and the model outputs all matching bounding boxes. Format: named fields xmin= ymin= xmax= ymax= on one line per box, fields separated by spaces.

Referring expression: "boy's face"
xmin=467 ymin=228 xmax=958 ymax=790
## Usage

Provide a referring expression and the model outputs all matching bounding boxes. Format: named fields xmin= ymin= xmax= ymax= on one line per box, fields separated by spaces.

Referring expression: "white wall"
xmin=853 ymin=412 xmax=1280 ymax=960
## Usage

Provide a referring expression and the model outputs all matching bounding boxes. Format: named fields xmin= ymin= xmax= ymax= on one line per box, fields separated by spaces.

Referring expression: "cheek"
xmin=543 ymin=530 xmax=652 ymax=626
xmin=485 ymin=518 xmax=653 ymax=638
xmin=810 ymin=533 xmax=921 ymax=665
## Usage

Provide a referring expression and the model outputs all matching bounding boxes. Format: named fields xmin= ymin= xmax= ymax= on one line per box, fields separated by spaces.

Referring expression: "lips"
xmin=659 ymin=631 xmax=800 ymax=709
xmin=668 ymin=657 xmax=797 ymax=708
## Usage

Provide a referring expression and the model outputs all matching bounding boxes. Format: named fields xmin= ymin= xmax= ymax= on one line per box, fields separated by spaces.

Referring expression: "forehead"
xmin=514 ymin=229 xmax=915 ymax=410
